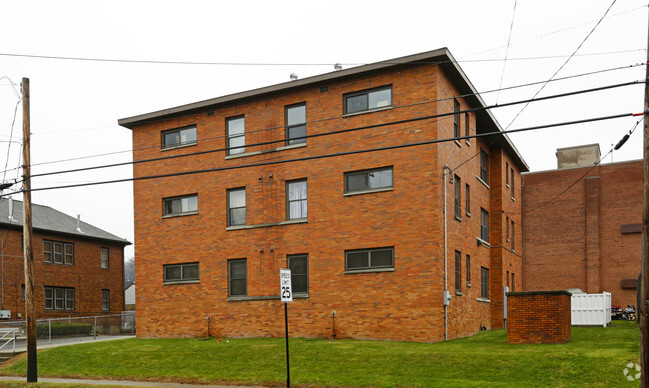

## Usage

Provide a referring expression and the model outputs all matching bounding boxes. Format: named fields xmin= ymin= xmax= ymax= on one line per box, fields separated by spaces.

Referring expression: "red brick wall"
xmin=522 ymin=160 xmax=642 ymax=307
xmin=0 ymin=227 xmax=125 ymax=319
xmin=131 ymin=62 xmax=524 ymax=342
xmin=507 ymin=291 xmax=571 ymax=344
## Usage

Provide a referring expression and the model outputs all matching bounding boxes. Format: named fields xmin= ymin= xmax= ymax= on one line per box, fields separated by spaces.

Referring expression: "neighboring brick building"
xmin=0 ymin=198 xmax=130 ymax=319
xmin=522 ymin=145 xmax=642 ymax=308
xmin=119 ymin=48 xmax=528 ymax=342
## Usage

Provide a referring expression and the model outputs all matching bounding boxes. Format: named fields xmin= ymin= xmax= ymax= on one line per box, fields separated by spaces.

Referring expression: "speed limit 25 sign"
xmin=280 ymin=268 xmax=293 ymax=302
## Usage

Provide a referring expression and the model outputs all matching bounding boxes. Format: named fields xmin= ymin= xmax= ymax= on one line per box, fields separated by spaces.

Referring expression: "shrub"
xmin=36 ymin=323 xmax=93 ymax=338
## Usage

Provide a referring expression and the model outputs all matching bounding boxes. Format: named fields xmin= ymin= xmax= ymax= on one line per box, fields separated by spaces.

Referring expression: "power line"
xmin=27 ymin=80 xmax=643 ymax=180
xmin=506 ymin=116 xmax=643 ymax=216
xmin=460 ymin=2 xmax=647 ymax=60
xmin=0 ymin=49 xmax=642 ymax=68
xmin=495 ymin=0 xmax=518 ymax=105
xmin=7 ymin=62 xmax=641 ymax=173
xmin=4 ymin=111 xmax=637 ymax=196
xmin=503 ymin=0 xmax=618 ymax=130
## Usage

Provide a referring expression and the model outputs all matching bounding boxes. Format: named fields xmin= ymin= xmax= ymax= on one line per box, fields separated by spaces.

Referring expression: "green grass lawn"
xmin=0 ymin=321 xmax=640 ymax=387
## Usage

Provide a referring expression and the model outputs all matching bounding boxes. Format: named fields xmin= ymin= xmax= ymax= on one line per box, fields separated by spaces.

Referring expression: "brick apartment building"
xmin=522 ymin=144 xmax=642 ymax=308
xmin=119 ymin=48 xmax=528 ymax=342
xmin=0 ymin=197 xmax=130 ymax=319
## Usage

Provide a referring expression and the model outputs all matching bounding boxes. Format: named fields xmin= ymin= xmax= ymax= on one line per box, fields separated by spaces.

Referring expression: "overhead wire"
xmin=505 ymin=116 xmax=643 ymax=216
xmin=25 ymin=80 xmax=643 ymax=180
xmin=503 ymin=0 xmax=618 ymax=130
xmin=495 ymin=0 xmax=518 ymax=105
xmin=460 ymin=2 xmax=647 ymax=60
xmin=11 ymin=63 xmax=644 ymax=174
xmin=0 ymin=110 xmax=637 ymax=196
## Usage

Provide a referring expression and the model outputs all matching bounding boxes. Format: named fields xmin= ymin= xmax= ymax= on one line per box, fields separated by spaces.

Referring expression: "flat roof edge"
xmin=118 ymin=48 xmax=451 ymax=128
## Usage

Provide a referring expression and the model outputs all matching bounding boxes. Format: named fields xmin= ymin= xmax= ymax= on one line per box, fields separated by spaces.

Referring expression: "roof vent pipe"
xmin=76 ymin=215 xmax=82 ymax=233
xmin=7 ymin=198 xmax=13 ymax=222
xmin=290 ymin=73 xmax=298 ymax=81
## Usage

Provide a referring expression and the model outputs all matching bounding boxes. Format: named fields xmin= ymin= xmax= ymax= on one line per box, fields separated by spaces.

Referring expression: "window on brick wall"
xmin=511 ymin=273 xmax=515 ymax=292
xmin=102 ymin=289 xmax=110 ymax=311
xmin=286 ymin=103 xmax=306 ymax=146
xmin=163 ymin=194 xmax=198 ymax=217
xmin=511 ymin=220 xmax=515 ymax=251
xmin=479 ymin=148 xmax=489 ymax=184
xmin=465 ymin=112 xmax=470 ymax=145
xmin=227 ymin=188 xmax=246 ymax=226
xmin=455 ymin=250 xmax=461 ymax=293
xmin=288 ymin=254 xmax=308 ymax=295
xmin=345 ymin=166 xmax=393 ymax=194
xmin=228 ymin=259 xmax=247 ymax=297
xmin=287 ymin=179 xmax=308 ymax=220
xmin=505 ymin=162 xmax=510 ymax=186
xmin=43 ymin=240 xmax=74 ymax=265
xmin=164 ymin=262 xmax=199 ymax=283
xmin=480 ymin=267 xmax=489 ymax=299
xmin=344 ymin=85 xmax=392 ymax=115
xmin=44 ymin=286 xmax=75 ymax=310
xmin=506 ymin=270 xmax=510 ymax=288
xmin=506 ymin=217 xmax=510 ymax=242
xmin=162 ymin=125 xmax=197 ymax=149
xmin=226 ymin=116 xmax=245 ymax=155
xmin=465 ymin=183 xmax=471 ymax=216
xmin=454 ymin=175 xmax=461 ymax=220
xmin=510 ymin=168 xmax=515 ymax=199
xmin=453 ymin=99 xmax=460 ymax=139
xmin=345 ymin=247 xmax=394 ymax=272
xmin=480 ymin=208 xmax=489 ymax=243
xmin=101 ymin=247 xmax=109 ymax=269
xmin=466 ymin=254 xmax=471 ymax=286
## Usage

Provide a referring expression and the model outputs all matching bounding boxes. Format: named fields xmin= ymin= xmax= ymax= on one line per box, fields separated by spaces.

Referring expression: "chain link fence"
xmin=0 ymin=311 xmax=135 ymax=346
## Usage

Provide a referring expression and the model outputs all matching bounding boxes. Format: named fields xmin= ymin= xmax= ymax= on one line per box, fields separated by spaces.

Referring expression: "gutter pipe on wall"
xmin=443 ymin=165 xmax=450 ymax=341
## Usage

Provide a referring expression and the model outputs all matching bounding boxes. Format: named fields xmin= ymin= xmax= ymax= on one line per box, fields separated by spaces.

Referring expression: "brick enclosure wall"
xmin=507 ymin=291 xmax=571 ymax=344
xmin=522 ymin=160 xmax=642 ymax=307
xmin=0 ymin=226 xmax=126 ymax=319
xmin=129 ymin=58 xmax=524 ymax=342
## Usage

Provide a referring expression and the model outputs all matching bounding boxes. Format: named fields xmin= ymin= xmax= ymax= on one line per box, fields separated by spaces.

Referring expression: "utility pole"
xmin=22 ymin=77 xmax=37 ymax=383
xmin=641 ymin=6 xmax=649 ymax=385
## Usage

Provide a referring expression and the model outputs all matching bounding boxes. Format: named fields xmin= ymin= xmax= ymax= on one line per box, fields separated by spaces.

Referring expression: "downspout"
xmin=443 ymin=165 xmax=449 ymax=341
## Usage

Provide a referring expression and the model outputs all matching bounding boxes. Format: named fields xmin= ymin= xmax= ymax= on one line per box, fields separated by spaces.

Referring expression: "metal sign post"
xmin=280 ymin=268 xmax=293 ymax=387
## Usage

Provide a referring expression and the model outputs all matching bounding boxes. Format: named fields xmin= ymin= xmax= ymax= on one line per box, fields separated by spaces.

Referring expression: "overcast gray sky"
xmin=0 ymin=0 xmax=646 ymax=260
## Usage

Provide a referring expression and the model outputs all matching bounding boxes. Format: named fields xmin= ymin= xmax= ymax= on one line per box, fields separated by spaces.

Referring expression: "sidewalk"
xmin=13 ymin=334 xmax=135 ymax=352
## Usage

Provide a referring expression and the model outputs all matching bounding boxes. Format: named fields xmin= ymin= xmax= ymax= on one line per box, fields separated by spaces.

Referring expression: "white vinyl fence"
xmin=571 ymin=292 xmax=611 ymax=327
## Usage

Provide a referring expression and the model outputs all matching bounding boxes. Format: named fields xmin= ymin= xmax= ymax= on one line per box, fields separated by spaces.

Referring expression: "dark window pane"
xmin=230 ymin=261 xmax=246 ymax=278
xmin=371 ymin=249 xmax=393 ymax=267
xmin=183 ymin=264 xmax=199 ymax=280
xmin=292 ymin=275 xmax=308 ymax=294
xmin=164 ymin=132 xmax=180 ymax=147
xmin=288 ymin=124 xmax=306 ymax=144
xmin=346 ymin=173 xmax=367 ymax=192
xmin=230 ymin=279 xmax=246 ymax=296
xmin=289 ymin=256 xmax=307 ymax=274
xmin=346 ymin=94 xmax=368 ymax=114
xmin=165 ymin=266 xmax=182 ymax=281
xmin=347 ymin=252 xmax=369 ymax=269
